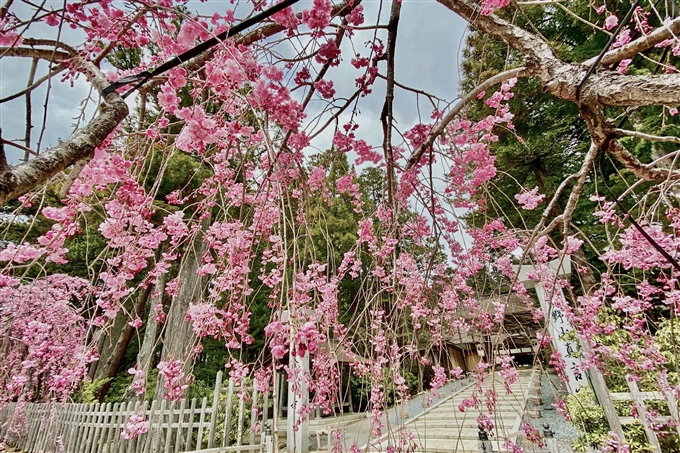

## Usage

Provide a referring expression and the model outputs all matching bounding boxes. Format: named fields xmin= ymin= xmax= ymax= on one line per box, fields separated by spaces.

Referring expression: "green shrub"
xmin=566 ymin=388 xmax=678 ymax=453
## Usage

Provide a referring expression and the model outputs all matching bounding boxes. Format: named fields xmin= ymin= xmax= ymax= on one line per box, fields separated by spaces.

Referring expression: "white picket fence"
xmin=0 ymin=371 xmax=270 ymax=453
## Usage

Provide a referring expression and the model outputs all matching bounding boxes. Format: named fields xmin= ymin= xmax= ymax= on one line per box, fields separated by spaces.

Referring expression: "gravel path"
xmin=519 ymin=370 xmax=580 ymax=452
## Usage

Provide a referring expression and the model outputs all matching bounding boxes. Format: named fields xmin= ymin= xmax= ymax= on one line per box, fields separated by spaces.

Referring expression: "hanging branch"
xmin=381 ymin=0 xmax=401 ymax=209
xmin=24 ymin=57 xmax=37 ymax=158
xmin=405 ymin=66 xmax=527 ymax=171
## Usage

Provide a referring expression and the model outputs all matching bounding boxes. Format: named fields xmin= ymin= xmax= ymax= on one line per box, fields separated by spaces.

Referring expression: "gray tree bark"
xmin=153 ymin=216 xmax=210 ymax=400
xmin=90 ymin=284 xmax=153 ymax=401
xmin=137 ymin=270 xmax=169 ymax=378
xmin=0 ymin=62 xmax=128 ymax=206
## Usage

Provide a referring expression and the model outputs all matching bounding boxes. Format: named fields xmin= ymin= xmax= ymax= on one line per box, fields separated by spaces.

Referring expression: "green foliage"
xmin=0 ymin=186 xmax=110 ymax=281
xmin=192 ymin=339 xmax=230 ymax=392
xmin=188 ymin=379 xmax=215 ymax=401
xmin=307 ymin=149 xmax=362 ymax=266
xmin=349 ymin=373 xmax=371 ymax=412
xmin=566 ymin=389 xmax=654 ymax=453
xmin=74 ymin=378 xmax=112 ymax=403
xmin=106 ymin=46 xmax=142 ymax=70
xmin=358 ymin=167 xmax=384 ymax=213
xmin=104 ymin=372 xmax=135 ymax=403
xmin=145 ymin=369 xmax=159 ymax=401
xmin=143 ymin=151 xmax=212 ymax=208
xmin=655 ymin=319 xmax=680 ymax=380
xmin=567 ymin=388 xmax=611 ymax=451
xmin=348 ymin=365 xmax=423 ymax=412
xmin=103 ymin=333 xmax=145 ymax=402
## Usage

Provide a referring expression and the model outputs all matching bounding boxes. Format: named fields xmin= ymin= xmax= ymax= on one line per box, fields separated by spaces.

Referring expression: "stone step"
xmin=409 ymin=421 xmax=519 ymax=430
xmin=366 ymin=440 xmax=518 ymax=453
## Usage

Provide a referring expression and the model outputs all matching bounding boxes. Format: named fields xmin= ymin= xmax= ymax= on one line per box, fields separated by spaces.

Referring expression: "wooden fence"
xmin=609 ymin=375 xmax=680 ymax=453
xmin=0 ymin=371 xmax=270 ymax=453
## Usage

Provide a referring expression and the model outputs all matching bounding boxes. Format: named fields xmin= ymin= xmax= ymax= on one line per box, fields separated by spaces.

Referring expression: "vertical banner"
xmin=514 ymin=257 xmax=585 ymax=394
xmin=533 ymin=282 xmax=586 ymax=394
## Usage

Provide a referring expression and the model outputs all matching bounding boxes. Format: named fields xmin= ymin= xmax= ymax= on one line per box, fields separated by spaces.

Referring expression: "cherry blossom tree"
xmin=2 ymin=0 xmax=680 ymax=450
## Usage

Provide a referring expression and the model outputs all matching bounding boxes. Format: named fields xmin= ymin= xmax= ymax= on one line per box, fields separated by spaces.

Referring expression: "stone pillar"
xmin=287 ymin=352 xmax=309 ymax=453
xmin=513 ymin=257 xmax=625 ymax=442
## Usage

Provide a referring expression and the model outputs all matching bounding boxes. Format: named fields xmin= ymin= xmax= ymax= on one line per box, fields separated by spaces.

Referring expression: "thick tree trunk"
xmin=91 ymin=284 xmax=153 ymax=401
xmin=137 ymin=270 xmax=168 ymax=377
xmin=154 ymin=217 xmax=210 ymax=400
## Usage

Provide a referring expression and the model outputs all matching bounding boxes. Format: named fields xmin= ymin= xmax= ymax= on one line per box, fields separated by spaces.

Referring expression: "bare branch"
xmin=436 ymin=0 xmax=680 ymax=109
xmin=24 ymin=57 xmax=37 ymax=155
xmin=59 ymin=158 xmax=89 ymax=199
xmin=553 ymin=71 xmax=680 ymax=106
xmin=376 ymin=72 xmax=445 ymax=104
xmin=308 ymin=89 xmax=362 ymax=141
xmin=561 ymin=140 xmax=601 ymax=237
xmin=1 ymin=138 xmax=38 ymax=158
xmin=436 ymin=0 xmax=558 ymax=78
xmin=0 ymin=0 xmax=13 ymax=21
xmin=0 ymin=65 xmax=64 ymax=104
xmin=0 ymin=46 xmax=71 ymax=62
xmin=381 ymin=0 xmax=402 ymax=209
xmin=21 ymin=38 xmax=78 ymax=56
xmin=300 ymin=26 xmax=345 ymax=112
xmin=555 ymin=2 xmax=608 ymax=34
xmin=591 ymin=17 xmax=680 ymax=66
xmin=607 ymin=138 xmax=680 ymax=182
xmin=613 ymin=128 xmax=680 ymax=145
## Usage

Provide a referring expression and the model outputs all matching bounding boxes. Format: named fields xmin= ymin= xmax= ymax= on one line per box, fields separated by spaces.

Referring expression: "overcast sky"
xmin=1 ymin=0 xmax=467 ymax=161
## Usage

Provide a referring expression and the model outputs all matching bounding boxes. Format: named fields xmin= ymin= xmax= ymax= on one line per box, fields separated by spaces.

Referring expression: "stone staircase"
xmin=363 ymin=370 xmax=533 ymax=453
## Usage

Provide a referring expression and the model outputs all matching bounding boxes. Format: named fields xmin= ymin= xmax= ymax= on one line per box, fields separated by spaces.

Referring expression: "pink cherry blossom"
xmin=121 ymin=414 xmax=149 ymax=440
xmin=515 ymin=187 xmax=545 ymax=210
xmin=604 ymin=14 xmax=619 ymax=30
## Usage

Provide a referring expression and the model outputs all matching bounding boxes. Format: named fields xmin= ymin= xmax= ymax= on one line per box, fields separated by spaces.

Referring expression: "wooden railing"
xmin=608 ymin=375 xmax=680 ymax=453
xmin=0 ymin=371 xmax=270 ymax=453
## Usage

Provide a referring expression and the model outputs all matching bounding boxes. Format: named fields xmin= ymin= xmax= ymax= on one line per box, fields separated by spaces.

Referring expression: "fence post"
xmin=627 ymin=376 xmax=662 ymax=453
xmin=478 ymin=424 xmax=494 ymax=453
xmin=222 ymin=379 xmax=235 ymax=447
xmin=173 ymin=398 xmax=186 ymax=453
xmin=208 ymin=371 xmax=223 ymax=449
xmin=658 ymin=373 xmax=680 ymax=441
xmin=249 ymin=379 xmax=259 ymax=446
xmin=543 ymin=423 xmax=558 ymax=453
